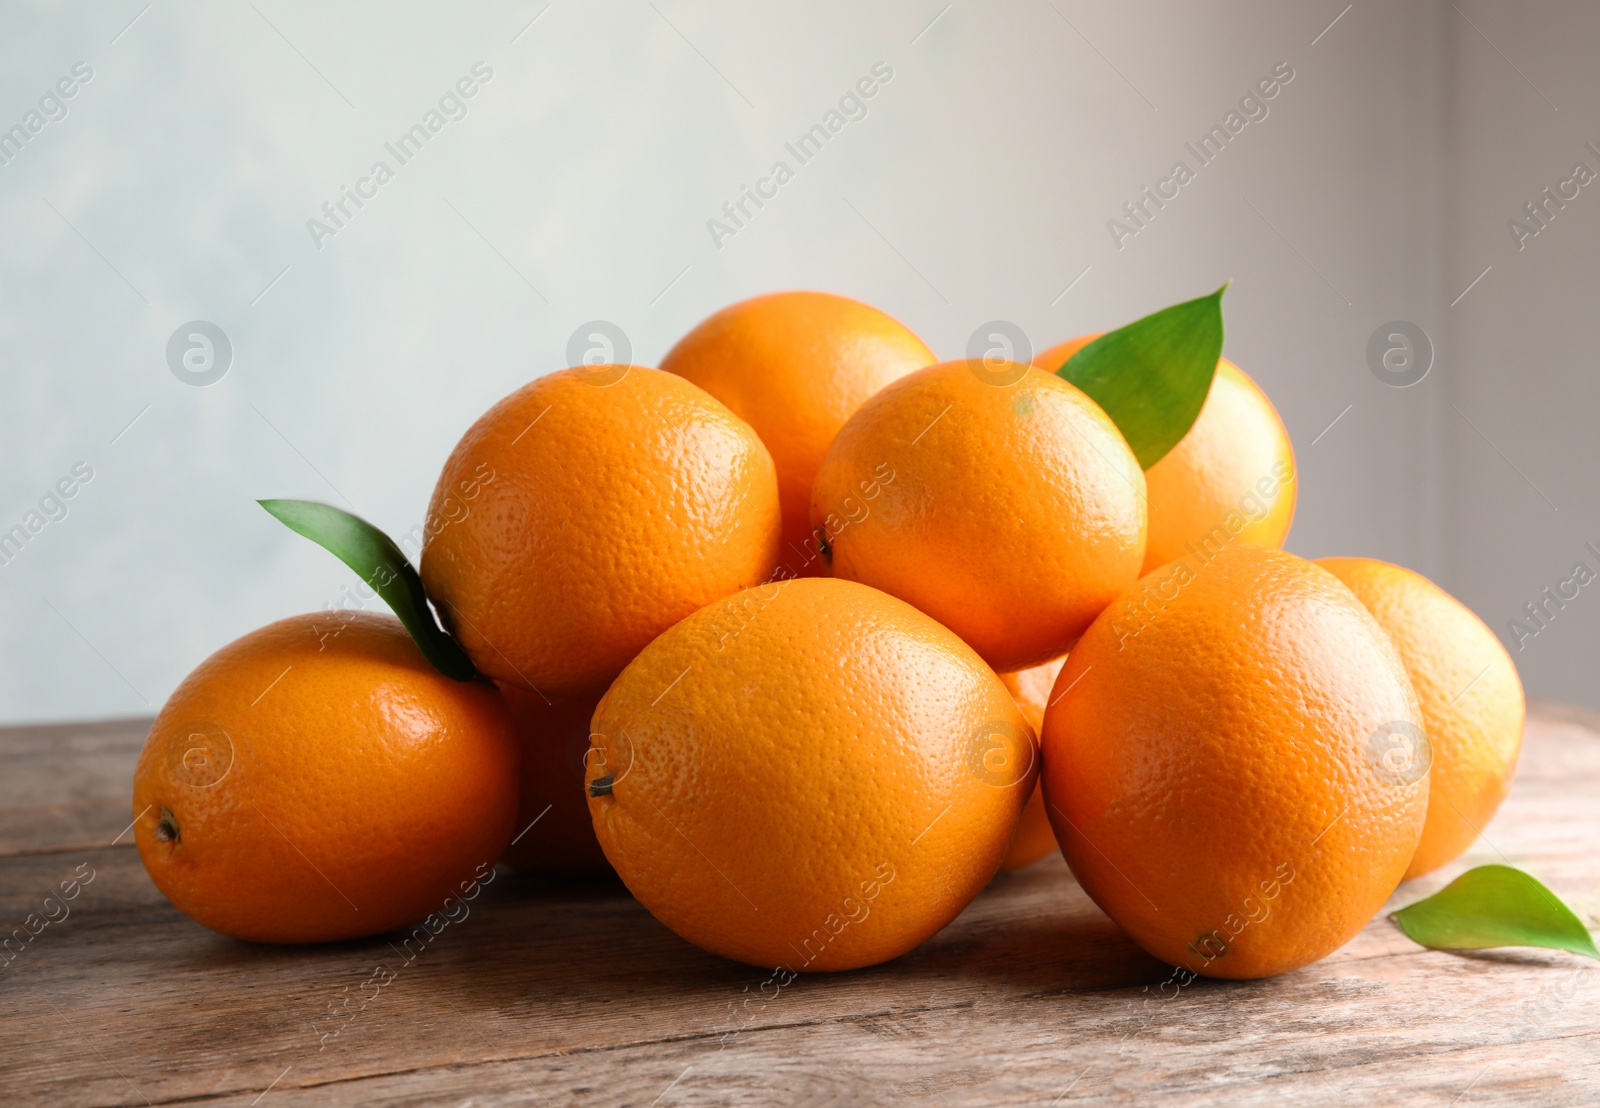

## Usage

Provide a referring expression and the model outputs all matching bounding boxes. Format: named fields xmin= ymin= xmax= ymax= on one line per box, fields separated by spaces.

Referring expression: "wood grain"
xmin=1 ymin=707 xmax=1597 ymax=1106
xmin=0 ymin=717 xmax=151 ymax=857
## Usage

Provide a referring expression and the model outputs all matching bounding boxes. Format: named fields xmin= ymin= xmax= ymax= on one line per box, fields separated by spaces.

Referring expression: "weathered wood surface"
xmin=2 ymin=706 xmax=1598 ymax=1106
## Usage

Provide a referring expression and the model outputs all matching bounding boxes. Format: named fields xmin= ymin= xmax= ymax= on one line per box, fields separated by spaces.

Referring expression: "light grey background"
xmin=0 ymin=0 xmax=1592 ymax=723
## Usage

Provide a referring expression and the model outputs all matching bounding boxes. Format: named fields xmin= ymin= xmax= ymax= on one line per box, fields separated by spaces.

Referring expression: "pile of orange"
xmin=132 ymin=289 xmax=1523 ymax=982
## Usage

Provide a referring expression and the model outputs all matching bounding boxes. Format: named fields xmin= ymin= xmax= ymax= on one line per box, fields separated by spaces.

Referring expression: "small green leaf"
xmin=1391 ymin=864 xmax=1599 ymax=960
xmin=1056 ymin=285 xmax=1227 ymax=469
xmin=258 ymin=499 xmax=479 ymax=682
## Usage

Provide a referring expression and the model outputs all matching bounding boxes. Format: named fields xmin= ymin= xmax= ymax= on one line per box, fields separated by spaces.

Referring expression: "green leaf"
xmin=1391 ymin=865 xmax=1599 ymax=960
xmin=1056 ymin=285 xmax=1227 ymax=469
xmin=258 ymin=499 xmax=479 ymax=682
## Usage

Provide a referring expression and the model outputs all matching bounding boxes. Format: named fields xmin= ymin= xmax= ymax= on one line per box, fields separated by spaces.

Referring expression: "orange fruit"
xmin=811 ymin=360 xmax=1146 ymax=672
xmin=1031 ymin=335 xmax=1100 ymax=374
xmin=132 ymin=612 xmax=520 ymax=943
xmin=586 ymin=577 xmax=1035 ymax=972
xmin=498 ymin=685 xmax=612 ymax=875
xmin=998 ymin=658 xmax=1066 ymax=871
xmin=661 ymin=291 xmax=935 ymax=577
xmin=1316 ymin=557 xmax=1524 ymax=879
xmin=1041 ymin=544 xmax=1427 ymax=979
xmin=420 ymin=365 xmax=782 ymax=698
xmin=1035 ymin=336 xmax=1296 ymax=574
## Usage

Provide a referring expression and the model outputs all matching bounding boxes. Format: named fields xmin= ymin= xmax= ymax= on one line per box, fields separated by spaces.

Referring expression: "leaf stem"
xmin=258 ymin=499 xmax=480 ymax=682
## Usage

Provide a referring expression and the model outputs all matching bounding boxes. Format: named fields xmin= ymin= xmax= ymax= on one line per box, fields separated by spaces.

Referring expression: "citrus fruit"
xmin=811 ymin=360 xmax=1146 ymax=672
xmin=1317 ymin=557 xmax=1524 ymax=879
xmin=420 ymin=365 xmax=782 ymax=698
xmin=132 ymin=612 xmax=520 ymax=943
xmin=1036 ymin=337 xmax=1296 ymax=574
xmin=998 ymin=658 xmax=1066 ymax=872
xmin=661 ymin=291 xmax=935 ymax=577
xmin=1041 ymin=544 xmax=1427 ymax=979
xmin=498 ymin=685 xmax=612 ymax=875
xmin=586 ymin=577 xmax=1035 ymax=972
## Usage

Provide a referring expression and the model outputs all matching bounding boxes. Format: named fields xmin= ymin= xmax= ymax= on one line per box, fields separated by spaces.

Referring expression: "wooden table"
xmin=3 ymin=706 xmax=1598 ymax=1106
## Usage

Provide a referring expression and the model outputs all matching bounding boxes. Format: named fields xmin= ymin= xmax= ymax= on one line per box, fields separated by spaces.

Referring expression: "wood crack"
xmin=139 ymin=1001 xmax=979 ymax=1105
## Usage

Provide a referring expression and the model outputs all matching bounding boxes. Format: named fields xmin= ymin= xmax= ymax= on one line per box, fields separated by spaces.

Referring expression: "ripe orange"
xmin=586 ymin=577 xmax=1035 ymax=972
xmin=498 ymin=685 xmax=612 ymax=875
xmin=1036 ymin=336 xmax=1296 ymax=573
xmin=661 ymin=291 xmax=935 ymax=577
xmin=811 ymin=360 xmax=1146 ymax=672
xmin=132 ymin=612 xmax=520 ymax=943
xmin=420 ymin=365 xmax=782 ymax=698
xmin=1317 ymin=557 xmax=1524 ymax=879
xmin=998 ymin=658 xmax=1066 ymax=871
xmin=1041 ymin=544 xmax=1427 ymax=979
